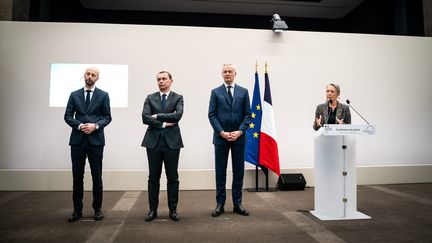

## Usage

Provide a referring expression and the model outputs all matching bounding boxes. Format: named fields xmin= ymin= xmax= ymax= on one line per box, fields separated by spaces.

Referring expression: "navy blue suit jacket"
xmin=208 ymin=84 xmax=251 ymax=145
xmin=64 ymin=87 xmax=112 ymax=146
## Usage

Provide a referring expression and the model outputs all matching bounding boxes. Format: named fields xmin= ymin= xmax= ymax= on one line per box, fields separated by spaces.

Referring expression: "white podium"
xmin=311 ymin=124 xmax=375 ymax=220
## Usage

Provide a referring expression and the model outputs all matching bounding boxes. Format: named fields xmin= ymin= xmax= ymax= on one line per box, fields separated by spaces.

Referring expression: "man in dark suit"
xmin=208 ymin=63 xmax=251 ymax=217
xmin=142 ymin=71 xmax=184 ymax=222
xmin=64 ymin=67 xmax=112 ymax=222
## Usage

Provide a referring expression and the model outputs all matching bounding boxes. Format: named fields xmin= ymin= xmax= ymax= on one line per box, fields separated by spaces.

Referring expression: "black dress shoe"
xmin=211 ymin=204 xmax=225 ymax=217
xmin=145 ymin=210 xmax=157 ymax=222
xmin=94 ymin=210 xmax=104 ymax=220
xmin=68 ymin=211 xmax=82 ymax=222
xmin=169 ymin=211 xmax=180 ymax=221
xmin=233 ymin=204 xmax=249 ymax=216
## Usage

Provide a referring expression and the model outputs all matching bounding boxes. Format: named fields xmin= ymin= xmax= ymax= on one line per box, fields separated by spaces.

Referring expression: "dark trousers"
xmin=146 ymin=136 xmax=180 ymax=212
xmin=214 ymin=143 xmax=245 ymax=206
xmin=70 ymin=137 xmax=104 ymax=212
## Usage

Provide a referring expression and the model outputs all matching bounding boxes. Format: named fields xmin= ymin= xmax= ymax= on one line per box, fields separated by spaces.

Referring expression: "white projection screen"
xmin=49 ymin=63 xmax=128 ymax=108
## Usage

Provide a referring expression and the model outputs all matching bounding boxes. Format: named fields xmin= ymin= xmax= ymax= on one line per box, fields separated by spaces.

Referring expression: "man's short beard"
xmin=85 ymin=79 xmax=95 ymax=86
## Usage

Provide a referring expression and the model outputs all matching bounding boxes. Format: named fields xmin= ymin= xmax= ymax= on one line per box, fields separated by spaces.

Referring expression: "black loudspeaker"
xmin=277 ymin=173 xmax=306 ymax=191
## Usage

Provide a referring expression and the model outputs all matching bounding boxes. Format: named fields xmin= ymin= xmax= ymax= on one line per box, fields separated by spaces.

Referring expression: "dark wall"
xmin=28 ymin=0 xmax=424 ymax=36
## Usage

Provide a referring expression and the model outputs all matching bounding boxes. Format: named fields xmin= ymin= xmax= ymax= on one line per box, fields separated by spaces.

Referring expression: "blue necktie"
xmin=162 ymin=94 xmax=167 ymax=112
xmin=85 ymin=90 xmax=91 ymax=109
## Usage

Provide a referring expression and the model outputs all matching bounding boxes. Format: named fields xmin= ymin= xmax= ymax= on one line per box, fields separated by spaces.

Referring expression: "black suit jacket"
xmin=141 ymin=91 xmax=184 ymax=150
xmin=208 ymin=84 xmax=251 ymax=145
xmin=64 ymin=87 xmax=112 ymax=146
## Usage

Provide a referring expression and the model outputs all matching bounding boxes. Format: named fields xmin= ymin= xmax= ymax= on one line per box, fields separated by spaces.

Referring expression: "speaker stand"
xmin=246 ymin=166 xmax=278 ymax=192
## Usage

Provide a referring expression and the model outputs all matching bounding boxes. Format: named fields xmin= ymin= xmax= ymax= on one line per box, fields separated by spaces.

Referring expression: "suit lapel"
xmin=165 ymin=92 xmax=173 ymax=112
xmin=79 ymin=89 xmax=86 ymax=112
xmin=323 ymin=103 xmax=329 ymax=124
xmin=232 ymin=85 xmax=241 ymax=108
xmin=153 ymin=92 xmax=163 ymax=113
xmin=335 ymin=102 xmax=342 ymax=121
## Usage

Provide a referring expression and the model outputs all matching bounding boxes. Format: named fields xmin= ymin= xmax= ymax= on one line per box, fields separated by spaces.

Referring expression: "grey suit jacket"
xmin=64 ymin=87 xmax=112 ymax=146
xmin=313 ymin=101 xmax=351 ymax=131
xmin=208 ymin=84 xmax=251 ymax=145
xmin=141 ymin=91 xmax=184 ymax=149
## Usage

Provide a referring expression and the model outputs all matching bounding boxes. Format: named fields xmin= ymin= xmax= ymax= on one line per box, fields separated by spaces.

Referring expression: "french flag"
xmin=258 ymin=70 xmax=280 ymax=176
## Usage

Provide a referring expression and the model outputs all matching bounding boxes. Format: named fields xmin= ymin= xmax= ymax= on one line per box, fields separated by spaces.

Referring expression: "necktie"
xmin=162 ymin=94 xmax=167 ymax=112
xmin=227 ymin=86 xmax=233 ymax=103
xmin=85 ymin=90 xmax=91 ymax=109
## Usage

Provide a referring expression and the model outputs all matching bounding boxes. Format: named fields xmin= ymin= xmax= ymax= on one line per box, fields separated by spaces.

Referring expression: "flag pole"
xmin=247 ymin=62 xmax=279 ymax=192
xmin=262 ymin=62 xmax=278 ymax=192
xmin=246 ymin=61 xmax=277 ymax=192
xmin=264 ymin=62 xmax=269 ymax=192
xmin=255 ymin=166 xmax=259 ymax=191
xmin=254 ymin=61 xmax=259 ymax=192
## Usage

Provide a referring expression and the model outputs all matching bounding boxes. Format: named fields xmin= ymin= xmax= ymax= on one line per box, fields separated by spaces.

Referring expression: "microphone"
xmin=325 ymin=99 xmax=333 ymax=118
xmin=346 ymin=99 xmax=370 ymax=125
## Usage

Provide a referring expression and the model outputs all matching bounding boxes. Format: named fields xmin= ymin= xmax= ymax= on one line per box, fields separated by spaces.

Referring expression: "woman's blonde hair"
xmin=327 ymin=83 xmax=340 ymax=96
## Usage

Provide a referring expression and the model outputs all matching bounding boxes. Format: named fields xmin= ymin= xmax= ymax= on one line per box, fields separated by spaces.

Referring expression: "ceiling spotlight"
xmin=271 ymin=14 xmax=288 ymax=32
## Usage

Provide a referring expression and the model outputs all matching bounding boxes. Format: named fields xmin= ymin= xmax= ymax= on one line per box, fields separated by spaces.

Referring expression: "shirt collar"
xmin=84 ymin=86 xmax=95 ymax=92
xmin=223 ymin=83 xmax=235 ymax=89
xmin=159 ymin=91 xmax=170 ymax=98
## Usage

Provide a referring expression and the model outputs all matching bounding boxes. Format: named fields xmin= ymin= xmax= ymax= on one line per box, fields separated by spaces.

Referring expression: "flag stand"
xmin=246 ymin=166 xmax=278 ymax=192
xmin=245 ymin=62 xmax=278 ymax=192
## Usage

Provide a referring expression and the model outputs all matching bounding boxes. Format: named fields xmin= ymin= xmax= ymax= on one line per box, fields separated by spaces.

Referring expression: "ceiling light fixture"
xmin=271 ymin=14 xmax=288 ymax=32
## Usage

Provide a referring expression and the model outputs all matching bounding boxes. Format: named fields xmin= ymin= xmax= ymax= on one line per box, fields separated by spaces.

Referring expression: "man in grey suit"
xmin=64 ymin=67 xmax=112 ymax=222
xmin=208 ymin=63 xmax=251 ymax=217
xmin=142 ymin=71 xmax=184 ymax=222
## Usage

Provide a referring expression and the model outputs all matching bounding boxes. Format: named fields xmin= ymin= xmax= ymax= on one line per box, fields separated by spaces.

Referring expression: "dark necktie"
xmin=162 ymin=94 xmax=167 ymax=112
xmin=85 ymin=90 xmax=91 ymax=109
xmin=227 ymin=86 xmax=233 ymax=103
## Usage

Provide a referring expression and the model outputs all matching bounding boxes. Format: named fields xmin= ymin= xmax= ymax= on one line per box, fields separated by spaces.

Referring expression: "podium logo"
xmin=366 ymin=125 xmax=375 ymax=135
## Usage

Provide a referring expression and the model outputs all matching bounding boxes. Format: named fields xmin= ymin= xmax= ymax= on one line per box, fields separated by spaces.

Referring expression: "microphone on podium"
xmin=346 ymin=99 xmax=370 ymax=125
xmin=325 ymin=99 xmax=333 ymax=118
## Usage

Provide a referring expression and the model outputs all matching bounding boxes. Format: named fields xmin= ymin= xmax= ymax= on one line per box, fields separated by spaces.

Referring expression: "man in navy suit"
xmin=208 ymin=63 xmax=251 ymax=217
xmin=142 ymin=71 xmax=184 ymax=222
xmin=64 ymin=67 xmax=112 ymax=222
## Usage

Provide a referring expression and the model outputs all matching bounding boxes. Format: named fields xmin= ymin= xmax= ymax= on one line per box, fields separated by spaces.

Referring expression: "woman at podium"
xmin=313 ymin=83 xmax=351 ymax=131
